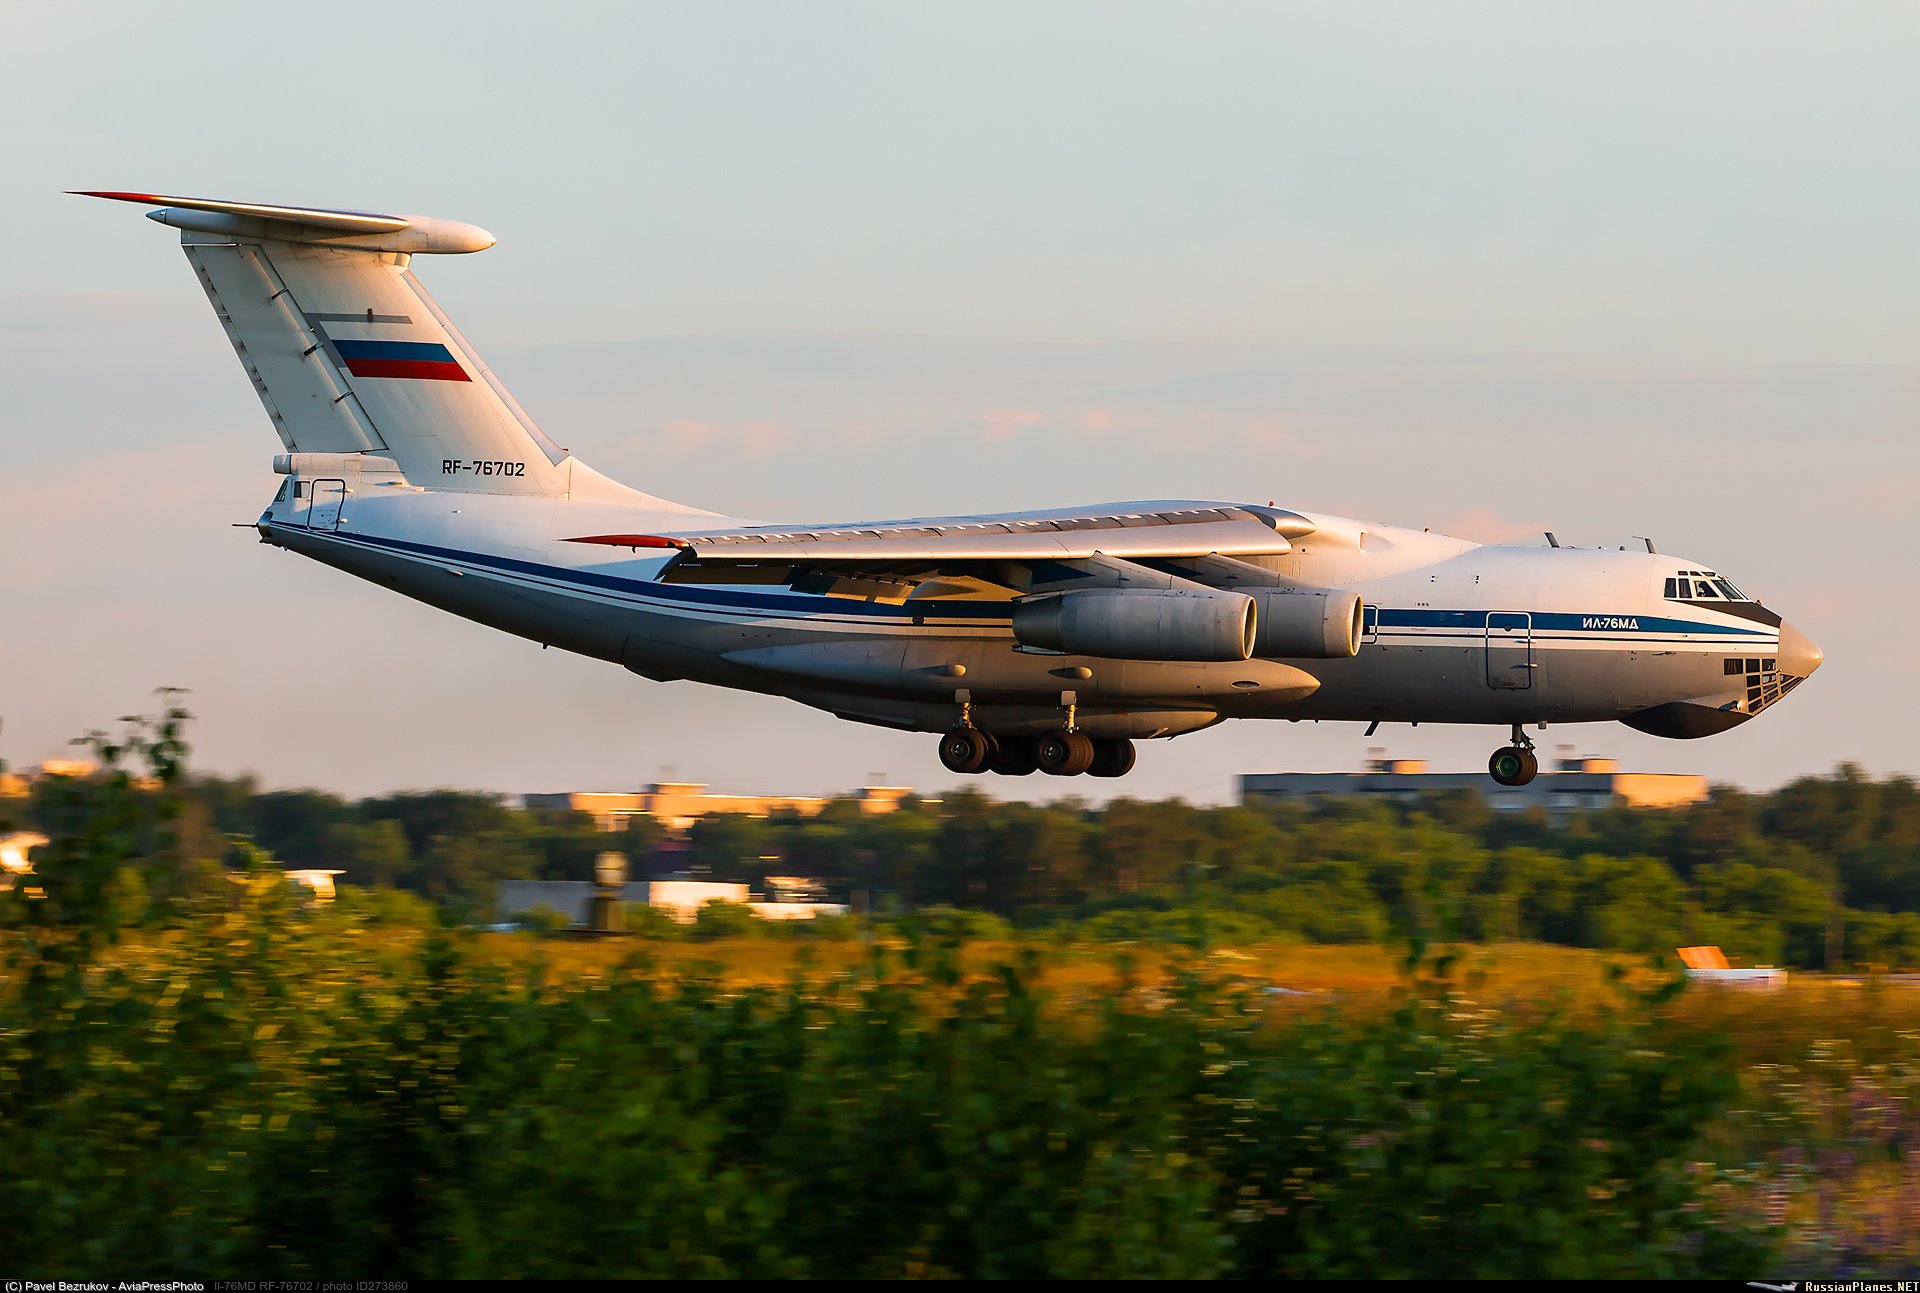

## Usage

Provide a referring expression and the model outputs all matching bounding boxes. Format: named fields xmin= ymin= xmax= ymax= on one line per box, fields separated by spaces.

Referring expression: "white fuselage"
xmin=259 ymin=478 xmax=1810 ymax=744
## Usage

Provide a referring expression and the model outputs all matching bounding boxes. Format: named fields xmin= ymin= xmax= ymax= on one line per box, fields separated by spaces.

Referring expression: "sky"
xmin=2 ymin=3 xmax=1914 ymax=803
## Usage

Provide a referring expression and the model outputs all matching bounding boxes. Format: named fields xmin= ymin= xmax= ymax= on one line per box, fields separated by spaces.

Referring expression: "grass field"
xmin=9 ymin=919 xmax=1915 ymax=1275
xmin=470 ymin=929 xmax=1920 ymax=1274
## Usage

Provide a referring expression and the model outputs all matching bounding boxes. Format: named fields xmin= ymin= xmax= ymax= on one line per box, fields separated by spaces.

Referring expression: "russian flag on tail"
xmin=333 ymin=338 xmax=471 ymax=382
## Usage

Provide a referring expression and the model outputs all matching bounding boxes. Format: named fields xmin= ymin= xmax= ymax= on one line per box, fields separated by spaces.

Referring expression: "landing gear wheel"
xmin=938 ymin=726 xmax=996 ymax=775
xmin=988 ymin=736 xmax=1040 ymax=776
xmin=1488 ymin=746 xmax=1538 ymax=786
xmin=1037 ymin=730 xmax=1096 ymax=776
xmin=1086 ymin=738 xmax=1137 ymax=778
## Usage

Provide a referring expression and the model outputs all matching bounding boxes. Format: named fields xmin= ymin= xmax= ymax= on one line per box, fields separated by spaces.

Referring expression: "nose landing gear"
xmin=1488 ymin=724 xmax=1539 ymax=786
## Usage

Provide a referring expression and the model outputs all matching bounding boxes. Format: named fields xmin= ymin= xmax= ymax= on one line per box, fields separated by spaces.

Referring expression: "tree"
xmin=687 ymin=814 xmax=782 ymax=884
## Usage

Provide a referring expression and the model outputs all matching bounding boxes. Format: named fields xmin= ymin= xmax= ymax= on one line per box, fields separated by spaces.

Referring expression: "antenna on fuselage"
xmin=1634 ymin=536 xmax=1657 ymax=553
xmin=1544 ymin=532 xmax=1560 ymax=548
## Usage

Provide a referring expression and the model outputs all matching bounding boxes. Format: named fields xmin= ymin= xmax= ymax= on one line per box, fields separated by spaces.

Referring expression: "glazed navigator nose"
xmin=1778 ymin=620 xmax=1824 ymax=679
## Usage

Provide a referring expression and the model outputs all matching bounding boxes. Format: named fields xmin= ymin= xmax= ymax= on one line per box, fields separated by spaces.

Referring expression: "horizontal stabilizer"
xmin=71 ymin=190 xmax=495 ymax=254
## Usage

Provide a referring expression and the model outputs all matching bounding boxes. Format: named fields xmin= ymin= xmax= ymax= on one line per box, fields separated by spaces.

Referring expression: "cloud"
xmin=0 ymin=441 xmax=266 ymax=595
xmin=1432 ymin=507 xmax=1549 ymax=545
xmin=979 ymin=408 xmax=1049 ymax=440
xmin=658 ymin=419 xmax=788 ymax=461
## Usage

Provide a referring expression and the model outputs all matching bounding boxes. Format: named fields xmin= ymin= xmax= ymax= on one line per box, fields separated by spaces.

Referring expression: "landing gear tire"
xmin=988 ymin=736 xmax=1040 ymax=776
xmin=938 ymin=726 xmax=996 ymax=775
xmin=1037 ymin=730 xmax=1096 ymax=776
xmin=1086 ymin=738 xmax=1136 ymax=778
xmin=1488 ymin=746 xmax=1538 ymax=786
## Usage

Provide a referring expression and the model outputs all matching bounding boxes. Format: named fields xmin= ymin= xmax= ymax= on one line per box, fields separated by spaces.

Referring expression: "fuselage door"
xmin=1485 ymin=611 xmax=1533 ymax=690
xmin=307 ymin=478 xmax=347 ymax=530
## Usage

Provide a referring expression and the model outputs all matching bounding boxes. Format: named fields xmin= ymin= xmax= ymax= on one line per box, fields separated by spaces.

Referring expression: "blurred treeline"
xmin=0 ymin=709 xmax=1777 ymax=1276
xmin=9 ymin=736 xmax=1916 ymax=967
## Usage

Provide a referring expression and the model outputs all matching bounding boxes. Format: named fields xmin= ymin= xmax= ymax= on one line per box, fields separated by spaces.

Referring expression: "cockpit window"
xmin=1665 ymin=571 xmax=1752 ymax=604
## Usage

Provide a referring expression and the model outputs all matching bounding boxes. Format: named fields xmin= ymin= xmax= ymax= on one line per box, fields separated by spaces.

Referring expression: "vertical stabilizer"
xmin=76 ymin=191 xmax=685 ymax=506
xmin=183 ymin=232 xmax=573 ymax=496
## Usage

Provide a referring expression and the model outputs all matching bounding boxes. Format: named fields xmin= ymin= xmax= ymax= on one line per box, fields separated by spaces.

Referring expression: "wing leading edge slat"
xmin=564 ymin=503 xmax=1312 ymax=563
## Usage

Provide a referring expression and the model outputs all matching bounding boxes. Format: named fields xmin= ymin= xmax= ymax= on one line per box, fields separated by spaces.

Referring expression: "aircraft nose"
xmin=1778 ymin=620 xmax=1823 ymax=678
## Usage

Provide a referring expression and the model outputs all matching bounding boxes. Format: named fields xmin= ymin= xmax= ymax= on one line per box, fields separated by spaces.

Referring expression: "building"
xmin=0 ymin=759 xmax=101 ymax=799
xmin=1677 ymin=944 xmax=1786 ymax=987
xmin=0 ymin=759 xmax=162 ymax=796
xmin=522 ymin=781 xmax=913 ymax=833
xmin=284 ymin=869 xmax=344 ymax=903
xmin=1240 ymin=754 xmax=1709 ymax=815
xmin=496 ymin=877 xmax=847 ymax=927
xmin=225 ymin=865 xmax=347 ymax=906
xmin=0 ymin=831 xmax=47 ymax=894
xmin=498 ymin=879 xmax=654 ymax=926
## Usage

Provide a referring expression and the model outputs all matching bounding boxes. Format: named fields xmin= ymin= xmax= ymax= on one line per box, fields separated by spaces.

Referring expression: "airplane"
xmin=77 ymin=191 xmax=1824 ymax=784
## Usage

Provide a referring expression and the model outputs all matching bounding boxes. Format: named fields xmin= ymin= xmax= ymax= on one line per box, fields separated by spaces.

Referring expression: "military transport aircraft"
xmin=78 ymin=192 xmax=1823 ymax=783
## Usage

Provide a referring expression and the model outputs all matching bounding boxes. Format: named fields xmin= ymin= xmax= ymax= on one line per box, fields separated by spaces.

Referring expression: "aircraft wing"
xmin=564 ymin=502 xmax=1313 ymax=563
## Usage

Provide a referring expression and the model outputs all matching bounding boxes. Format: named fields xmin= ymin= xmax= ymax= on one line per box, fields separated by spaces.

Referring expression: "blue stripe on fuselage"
xmin=1376 ymin=608 xmax=1767 ymax=636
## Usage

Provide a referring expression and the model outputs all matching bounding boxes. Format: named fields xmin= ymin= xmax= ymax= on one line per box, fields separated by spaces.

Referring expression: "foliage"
xmin=515 ymin=902 xmax=572 ymax=935
xmin=892 ymin=903 xmax=1014 ymax=944
xmin=0 ymin=912 xmax=1770 ymax=1277
xmin=28 ymin=703 xmax=1920 ymax=1276
xmin=691 ymin=898 xmax=763 ymax=941
xmin=622 ymin=902 xmax=686 ymax=939
xmin=18 ymin=711 xmax=1903 ymax=976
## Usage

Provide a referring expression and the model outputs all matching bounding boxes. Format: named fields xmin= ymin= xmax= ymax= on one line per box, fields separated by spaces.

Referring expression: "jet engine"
xmin=1247 ymin=588 xmax=1364 ymax=659
xmin=1011 ymin=588 xmax=1256 ymax=662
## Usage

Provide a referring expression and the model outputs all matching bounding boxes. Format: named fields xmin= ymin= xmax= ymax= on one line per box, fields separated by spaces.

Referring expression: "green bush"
xmin=894 ymin=904 xmax=1014 ymax=942
xmin=622 ymin=902 xmax=686 ymax=939
xmin=1075 ymin=903 xmax=1279 ymax=948
xmin=691 ymin=898 xmax=763 ymax=940
xmin=777 ymin=910 xmax=861 ymax=941
xmin=331 ymin=884 xmax=439 ymax=928
xmin=515 ymin=902 xmax=572 ymax=936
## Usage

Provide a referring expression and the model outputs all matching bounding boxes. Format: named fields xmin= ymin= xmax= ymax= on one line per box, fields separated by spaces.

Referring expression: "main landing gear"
xmin=938 ymin=727 xmax=1136 ymax=779
xmin=1487 ymin=723 xmax=1539 ymax=787
xmin=939 ymin=689 xmax=1135 ymax=778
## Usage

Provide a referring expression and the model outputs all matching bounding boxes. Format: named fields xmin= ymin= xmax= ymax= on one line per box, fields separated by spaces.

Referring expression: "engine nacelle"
xmin=1011 ymin=588 xmax=1256 ymax=662
xmin=1248 ymin=588 xmax=1364 ymax=659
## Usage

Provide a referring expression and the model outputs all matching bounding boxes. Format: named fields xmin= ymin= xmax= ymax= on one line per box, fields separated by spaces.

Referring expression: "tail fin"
xmin=78 ymin=191 xmax=596 ymax=499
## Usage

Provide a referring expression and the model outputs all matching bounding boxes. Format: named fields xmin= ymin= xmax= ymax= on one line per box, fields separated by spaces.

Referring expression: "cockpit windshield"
xmin=1664 ymin=571 xmax=1749 ymax=602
